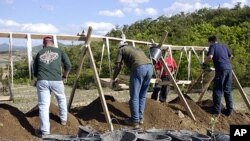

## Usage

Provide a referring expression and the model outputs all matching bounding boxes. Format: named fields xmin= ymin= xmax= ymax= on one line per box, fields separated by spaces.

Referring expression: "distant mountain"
xmin=0 ymin=43 xmax=26 ymax=52
xmin=32 ymin=42 xmax=71 ymax=53
xmin=0 ymin=42 xmax=70 ymax=53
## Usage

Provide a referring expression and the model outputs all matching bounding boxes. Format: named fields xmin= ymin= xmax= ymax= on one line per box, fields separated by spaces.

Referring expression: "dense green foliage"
xmin=13 ymin=4 xmax=250 ymax=88
xmin=106 ymin=4 xmax=250 ymax=87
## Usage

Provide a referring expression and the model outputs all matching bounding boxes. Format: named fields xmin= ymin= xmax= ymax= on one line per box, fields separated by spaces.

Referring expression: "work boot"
xmin=124 ymin=118 xmax=139 ymax=128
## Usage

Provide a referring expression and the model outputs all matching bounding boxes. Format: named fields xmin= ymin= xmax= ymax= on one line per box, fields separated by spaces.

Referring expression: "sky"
xmin=0 ymin=0 xmax=249 ymax=36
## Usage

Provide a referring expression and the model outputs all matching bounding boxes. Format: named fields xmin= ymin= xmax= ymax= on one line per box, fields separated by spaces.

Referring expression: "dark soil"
xmin=1 ymin=94 xmax=250 ymax=140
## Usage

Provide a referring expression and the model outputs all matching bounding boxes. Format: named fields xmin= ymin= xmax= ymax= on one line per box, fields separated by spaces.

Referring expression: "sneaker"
xmin=61 ymin=120 xmax=67 ymax=126
xmin=139 ymin=119 xmax=143 ymax=125
xmin=124 ymin=118 xmax=139 ymax=128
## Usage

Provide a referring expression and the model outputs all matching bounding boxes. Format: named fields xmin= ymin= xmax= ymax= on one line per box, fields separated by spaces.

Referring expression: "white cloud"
xmin=220 ymin=0 xmax=249 ymax=8
xmin=145 ymin=8 xmax=158 ymax=16
xmin=0 ymin=19 xmax=20 ymax=26
xmin=0 ymin=19 xmax=114 ymax=35
xmin=98 ymin=9 xmax=124 ymax=17
xmin=232 ymin=0 xmax=248 ymax=5
xmin=21 ymin=23 xmax=58 ymax=33
xmin=120 ymin=0 xmax=150 ymax=7
xmin=0 ymin=19 xmax=59 ymax=33
xmin=135 ymin=8 xmax=158 ymax=16
xmin=231 ymin=0 xmax=249 ymax=7
xmin=84 ymin=22 xmax=115 ymax=35
xmin=163 ymin=0 xmax=249 ymax=16
xmin=163 ymin=1 xmax=210 ymax=16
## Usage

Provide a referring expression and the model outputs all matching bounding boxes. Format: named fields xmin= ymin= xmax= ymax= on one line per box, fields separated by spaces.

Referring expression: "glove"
xmin=201 ymin=63 xmax=209 ymax=69
xmin=62 ymin=76 xmax=67 ymax=84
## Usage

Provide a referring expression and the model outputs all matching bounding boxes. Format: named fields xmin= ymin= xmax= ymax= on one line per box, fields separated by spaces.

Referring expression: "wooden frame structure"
xmin=0 ymin=27 xmax=249 ymax=125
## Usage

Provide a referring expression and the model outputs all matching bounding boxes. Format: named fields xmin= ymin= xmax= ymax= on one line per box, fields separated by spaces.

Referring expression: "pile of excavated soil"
xmin=0 ymin=103 xmax=79 ymax=141
xmin=0 ymin=104 xmax=35 ymax=141
xmin=1 ymin=94 xmax=250 ymax=140
xmin=26 ymin=103 xmax=80 ymax=135
xmin=71 ymin=95 xmax=250 ymax=134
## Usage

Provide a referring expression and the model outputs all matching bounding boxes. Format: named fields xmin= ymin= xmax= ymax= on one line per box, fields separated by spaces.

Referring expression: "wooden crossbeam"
xmin=100 ymin=78 xmax=129 ymax=90
xmin=150 ymin=79 xmax=192 ymax=85
xmin=0 ymin=96 xmax=11 ymax=101
xmin=0 ymin=32 xmax=208 ymax=51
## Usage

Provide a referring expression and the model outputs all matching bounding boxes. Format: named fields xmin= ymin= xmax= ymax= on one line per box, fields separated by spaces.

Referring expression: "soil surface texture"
xmin=1 ymin=93 xmax=250 ymax=140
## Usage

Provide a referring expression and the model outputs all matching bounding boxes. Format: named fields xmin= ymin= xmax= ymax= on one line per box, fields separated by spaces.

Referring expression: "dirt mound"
xmin=0 ymin=102 xmax=80 ymax=141
xmin=0 ymin=104 xmax=36 ymax=140
xmin=1 ymin=94 xmax=250 ymax=140
xmin=197 ymin=99 xmax=250 ymax=132
xmin=72 ymin=95 xmax=250 ymax=134
xmin=71 ymin=95 xmax=130 ymax=132
xmin=26 ymin=102 xmax=80 ymax=135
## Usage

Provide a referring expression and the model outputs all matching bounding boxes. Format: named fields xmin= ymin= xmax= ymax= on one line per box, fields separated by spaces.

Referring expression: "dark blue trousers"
xmin=213 ymin=69 xmax=233 ymax=114
xmin=151 ymin=76 xmax=170 ymax=102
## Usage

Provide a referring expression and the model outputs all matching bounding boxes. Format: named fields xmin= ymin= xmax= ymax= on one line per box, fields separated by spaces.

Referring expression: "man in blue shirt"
xmin=203 ymin=35 xmax=233 ymax=116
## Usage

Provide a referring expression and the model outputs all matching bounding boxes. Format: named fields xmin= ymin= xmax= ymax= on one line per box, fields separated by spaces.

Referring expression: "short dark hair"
xmin=208 ymin=35 xmax=217 ymax=42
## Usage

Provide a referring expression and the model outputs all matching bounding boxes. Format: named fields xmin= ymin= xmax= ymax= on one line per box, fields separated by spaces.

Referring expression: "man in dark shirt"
xmin=112 ymin=41 xmax=153 ymax=128
xmin=203 ymin=35 xmax=233 ymax=116
xmin=33 ymin=36 xmax=72 ymax=136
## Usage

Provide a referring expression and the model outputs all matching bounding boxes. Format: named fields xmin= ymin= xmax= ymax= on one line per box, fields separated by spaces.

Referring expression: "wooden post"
xmin=26 ymin=33 xmax=33 ymax=81
xmin=87 ymin=41 xmax=114 ymax=131
xmin=197 ymin=69 xmax=215 ymax=102
xmin=67 ymin=26 xmax=114 ymax=131
xmin=154 ymin=31 xmax=195 ymax=120
xmin=160 ymin=57 xmax=196 ymax=120
xmin=232 ymin=70 xmax=250 ymax=110
xmin=8 ymin=33 xmax=14 ymax=88
xmin=67 ymin=30 xmax=89 ymax=110
xmin=105 ymin=37 xmax=112 ymax=78
xmin=158 ymin=31 xmax=168 ymax=47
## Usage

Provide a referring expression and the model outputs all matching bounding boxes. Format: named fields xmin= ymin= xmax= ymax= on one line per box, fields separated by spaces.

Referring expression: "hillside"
xmin=105 ymin=5 xmax=250 ymax=87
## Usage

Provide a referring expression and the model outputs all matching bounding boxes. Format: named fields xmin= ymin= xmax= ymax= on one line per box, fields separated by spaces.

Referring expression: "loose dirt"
xmin=1 ymin=90 xmax=250 ymax=140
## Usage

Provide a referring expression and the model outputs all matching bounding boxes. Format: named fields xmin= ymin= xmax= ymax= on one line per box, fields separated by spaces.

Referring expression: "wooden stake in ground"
xmin=155 ymin=31 xmax=196 ymax=121
xmin=232 ymin=70 xmax=250 ymax=111
xmin=68 ymin=26 xmax=114 ymax=131
xmin=160 ymin=57 xmax=196 ymax=121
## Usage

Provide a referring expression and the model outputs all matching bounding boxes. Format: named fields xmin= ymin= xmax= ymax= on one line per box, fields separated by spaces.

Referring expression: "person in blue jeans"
xmin=33 ymin=36 xmax=72 ymax=137
xmin=111 ymin=41 xmax=153 ymax=128
xmin=203 ymin=35 xmax=233 ymax=116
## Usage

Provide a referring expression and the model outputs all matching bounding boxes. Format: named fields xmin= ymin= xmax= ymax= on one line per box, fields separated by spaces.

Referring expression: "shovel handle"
xmin=158 ymin=31 xmax=168 ymax=48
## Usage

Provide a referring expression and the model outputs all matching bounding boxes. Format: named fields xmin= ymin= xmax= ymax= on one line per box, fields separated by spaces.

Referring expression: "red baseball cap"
xmin=43 ymin=36 xmax=53 ymax=45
